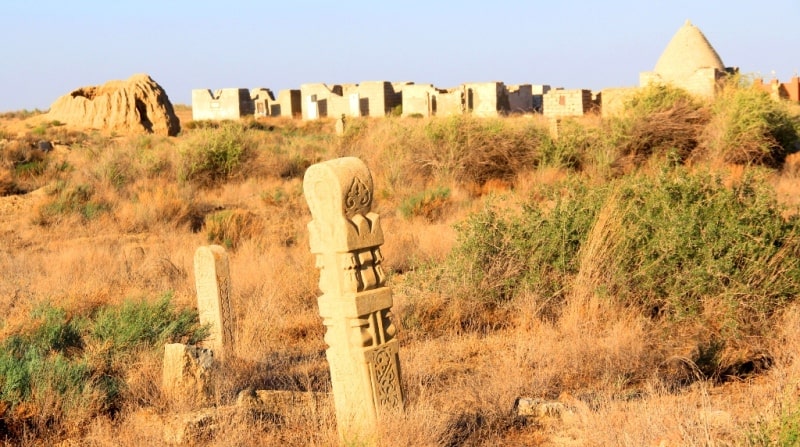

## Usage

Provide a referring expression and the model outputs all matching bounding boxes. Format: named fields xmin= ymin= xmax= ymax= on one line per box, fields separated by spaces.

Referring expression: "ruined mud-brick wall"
xmin=543 ymin=89 xmax=593 ymax=118
xmin=300 ymin=83 xmax=344 ymax=119
xmin=352 ymin=81 xmax=401 ymax=117
xmin=251 ymin=88 xmax=275 ymax=117
xmin=464 ymin=82 xmax=509 ymax=117
xmin=48 ymin=74 xmax=180 ymax=136
xmin=301 ymin=82 xmax=402 ymax=119
xmin=508 ymin=84 xmax=533 ymax=113
xmin=192 ymin=88 xmax=253 ymax=121
xmin=402 ymin=84 xmax=436 ymax=117
xmin=600 ymin=87 xmax=638 ymax=117
xmin=272 ymin=90 xmax=302 ymax=117
xmin=754 ymin=77 xmax=800 ymax=102
xmin=532 ymin=85 xmax=551 ymax=113
xmin=437 ymin=88 xmax=465 ymax=116
xmin=328 ymin=85 xmax=356 ymax=118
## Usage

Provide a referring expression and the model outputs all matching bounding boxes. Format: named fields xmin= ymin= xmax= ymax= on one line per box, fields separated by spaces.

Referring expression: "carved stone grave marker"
xmin=303 ymin=157 xmax=404 ymax=444
xmin=194 ymin=245 xmax=234 ymax=361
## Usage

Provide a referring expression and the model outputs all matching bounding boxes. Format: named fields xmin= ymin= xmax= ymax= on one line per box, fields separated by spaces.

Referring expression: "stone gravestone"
xmin=303 ymin=157 xmax=404 ymax=444
xmin=335 ymin=114 xmax=346 ymax=136
xmin=194 ymin=245 xmax=234 ymax=361
xmin=162 ymin=343 xmax=214 ymax=407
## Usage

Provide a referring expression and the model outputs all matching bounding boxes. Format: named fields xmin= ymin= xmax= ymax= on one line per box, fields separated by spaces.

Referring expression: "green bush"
xmin=418 ymin=115 xmax=543 ymax=186
xmin=179 ymin=122 xmax=255 ymax=186
xmin=604 ymin=84 xmax=707 ymax=169
xmin=0 ymin=294 xmax=206 ymax=437
xmin=702 ymin=81 xmax=800 ymax=166
xmin=407 ymin=166 xmax=800 ymax=364
xmin=36 ymin=181 xmax=110 ymax=224
xmin=399 ymin=186 xmax=450 ymax=221
xmin=91 ymin=293 xmax=207 ymax=350
xmin=747 ymin=403 xmax=800 ymax=446
xmin=538 ymin=119 xmax=590 ymax=169
xmin=0 ymin=305 xmax=87 ymax=404
xmin=596 ymin=168 xmax=800 ymax=330
xmin=204 ymin=209 xmax=263 ymax=249
xmin=403 ymin=181 xmax=603 ymax=330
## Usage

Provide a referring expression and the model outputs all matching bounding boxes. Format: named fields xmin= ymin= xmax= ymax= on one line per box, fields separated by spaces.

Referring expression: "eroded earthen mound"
xmin=47 ymin=74 xmax=181 ymax=136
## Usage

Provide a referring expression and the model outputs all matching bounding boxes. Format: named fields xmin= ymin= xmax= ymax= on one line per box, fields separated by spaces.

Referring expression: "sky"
xmin=1 ymin=0 xmax=798 ymax=112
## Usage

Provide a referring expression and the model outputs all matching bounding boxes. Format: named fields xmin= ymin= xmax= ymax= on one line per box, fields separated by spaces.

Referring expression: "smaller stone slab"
xmin=162 ymin=343 xmax=214 ymax=406
xmin=194 ymin=245 xmax=234 ymax=361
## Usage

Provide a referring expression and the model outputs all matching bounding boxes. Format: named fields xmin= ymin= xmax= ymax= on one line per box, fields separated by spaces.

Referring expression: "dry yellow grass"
xmin=0 ymin=111 xmax=799 ymax=446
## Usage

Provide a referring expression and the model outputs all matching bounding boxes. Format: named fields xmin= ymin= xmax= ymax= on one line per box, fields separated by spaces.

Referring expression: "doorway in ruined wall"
xmin=467 ymin=88 xmax=474 ymax=113
xmin=255 ymin=102 xmax=267 ymax=117
xmin=430 ymin=93 xmax=437 ymax=116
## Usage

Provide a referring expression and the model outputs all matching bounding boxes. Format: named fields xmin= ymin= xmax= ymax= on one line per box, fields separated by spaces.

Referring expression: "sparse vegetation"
xmin=399 ymin=186 xmax=450 ymax=221
xmin=1 ymin=81 xmax=800 ymax=445
xmin=179 ymin=122 xmax=256 ymax=186
xmin=701 ymin=78 xmax=800 ymax=166
xmin=0 ymin=294 xmax=205 ymax=439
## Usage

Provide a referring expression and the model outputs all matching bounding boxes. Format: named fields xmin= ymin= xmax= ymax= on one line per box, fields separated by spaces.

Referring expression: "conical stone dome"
xmin=654 ymin=20 xmax=725 ymax=82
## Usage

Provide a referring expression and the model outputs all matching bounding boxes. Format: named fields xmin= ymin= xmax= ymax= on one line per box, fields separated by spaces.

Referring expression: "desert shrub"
xmin=0 ymin=109 xmax=45 ymax=120
xmin=0 ymin=140 xmax=47 ymax=194
xmin=204 ymin=209 xmax=264 ymax=249
xmin=589 ymin=168 xmax=800 ymax=326
xmin=0 ymin=294 xmax=205 ymax=439
xmin=605 ymin=84 xmax=708 ymax=170
xmin=179 ymin=122 xmax=255 ymax=186
xmin=35 ymin=181 xmax=110 ymax=224
xmin=403 ymin=181 xmax=603 ymax=331
xmin=538 ymin=118 xmax=592 ymax=169
xmin=406 ymin=165 xmax=800 ymax=373
xmin=700 ymin=81 xmax=800 ymax=166
xmin=91 ymin=293 xmax=207 ymax=350
xmin=399 ymin=186 xmax=451 ymax=221
xmin=248 ymin=124 xmax=327 ymax=181
xmin=418 ymin=115 xmax=543 ymax=187
xmin=572 ymin=167 xmax=800 ymax=377
xmin=747 ymin=402 xmax=800 ymax=446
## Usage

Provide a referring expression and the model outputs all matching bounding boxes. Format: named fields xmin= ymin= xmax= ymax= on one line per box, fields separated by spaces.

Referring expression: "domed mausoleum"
xmin=640 ymin=20 xmax=735 ymax=97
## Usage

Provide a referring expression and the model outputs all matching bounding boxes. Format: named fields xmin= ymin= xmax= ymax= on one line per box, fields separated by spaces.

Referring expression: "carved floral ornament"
xmin=303 ymin=157 xmax=374 ymax=222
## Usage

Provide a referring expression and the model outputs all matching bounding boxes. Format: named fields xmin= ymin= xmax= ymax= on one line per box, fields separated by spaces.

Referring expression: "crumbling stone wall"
xmin=300 ymin=83 xmax=345 ymax=119
xmin=436 ymin=88 xmax=465 ymax=116
xmin=507 ymin=84 xmax=533 ymax=114
xmin=532 ymin=85 xmax=551 ymax=113
xmin=401 ymin=84 xmax=437 ymax=117
xmin=600 ymin=87 xmax=638 ymax=117
xmin=464 ymin=82 xmax=509 ymax=117
xmin=543 ymin=89 xmax=593 ymax=117
xmin=357 ymin=81 xmax=402 ymax=117
xmin=753 ymin=77 xmax=800 ymax=102
xmin=192 ymin=88 xmax=253 ymax=121
xmin=302 ymin=81 xmax=402 ymax=119
xmin=273 ymin=89 xmax=302 ymax=117
xmin=251 ymin=88 xmax=275 ymax=117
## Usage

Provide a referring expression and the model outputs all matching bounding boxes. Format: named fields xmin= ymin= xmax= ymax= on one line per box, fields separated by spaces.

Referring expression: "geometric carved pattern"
xmin=370 ymin=343 xmax=402 ymax=407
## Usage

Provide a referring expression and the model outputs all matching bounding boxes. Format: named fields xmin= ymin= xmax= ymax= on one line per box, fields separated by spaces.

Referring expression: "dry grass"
xmin=0 ymin=104 xmax=800 ymax=446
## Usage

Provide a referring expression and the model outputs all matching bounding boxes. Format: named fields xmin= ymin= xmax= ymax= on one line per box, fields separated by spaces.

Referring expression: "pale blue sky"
xmin=1 ymin=0 xmax=798 ymax=112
